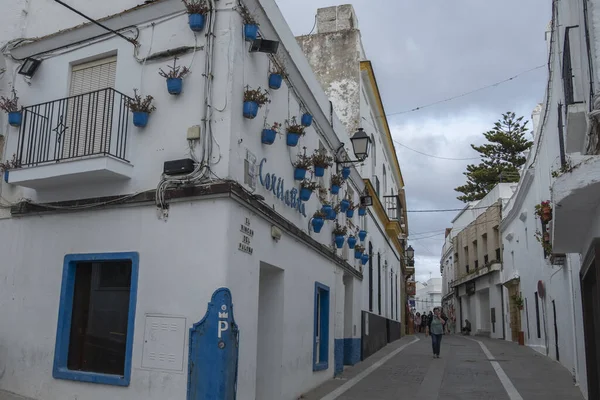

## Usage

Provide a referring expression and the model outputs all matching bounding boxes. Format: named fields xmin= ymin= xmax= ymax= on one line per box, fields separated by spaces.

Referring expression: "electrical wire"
xmin=386 ymin=64 xmax=547 ymax=117
xmin=393 ymin=140 xmax=481 ymax=161
xmin=406 ymin=204 xmax=500 ymax=213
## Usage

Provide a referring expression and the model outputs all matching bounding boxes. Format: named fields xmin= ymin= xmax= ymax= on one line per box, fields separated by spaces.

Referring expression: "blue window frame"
xmin=313 ymin=282 xmax=330 ymax=371
xmin=53 ymin=252 xmax=139 ymax=386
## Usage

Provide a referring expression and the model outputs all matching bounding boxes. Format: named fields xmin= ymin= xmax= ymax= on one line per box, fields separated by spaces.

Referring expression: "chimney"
xmin=316 ymin=5 xmax=359 ymax=34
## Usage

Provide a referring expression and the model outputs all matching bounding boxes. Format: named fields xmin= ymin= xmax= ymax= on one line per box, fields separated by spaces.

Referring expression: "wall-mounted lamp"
xmin=249 ymin=39 xmax=280 ymax=54
xmin=334 ymin=128 xmax=372 ymax=174
xmin=405 ymin=245 xmax=415 ymax=267
xmin=18 ymin=58 xmax=42 ymax=78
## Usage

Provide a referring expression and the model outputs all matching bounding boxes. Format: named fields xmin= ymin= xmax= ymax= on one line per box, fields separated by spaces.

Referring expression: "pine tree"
xmin=454 ymin=112 xmax=533 ymax=203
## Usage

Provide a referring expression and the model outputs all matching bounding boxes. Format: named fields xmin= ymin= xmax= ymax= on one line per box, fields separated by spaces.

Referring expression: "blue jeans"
xmin=431 ymin=333 xmax=442 ymax=355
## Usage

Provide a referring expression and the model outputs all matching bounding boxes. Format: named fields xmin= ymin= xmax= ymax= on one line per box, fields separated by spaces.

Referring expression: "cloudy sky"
xmin=274 ymin=0 xmax=551 ymax=282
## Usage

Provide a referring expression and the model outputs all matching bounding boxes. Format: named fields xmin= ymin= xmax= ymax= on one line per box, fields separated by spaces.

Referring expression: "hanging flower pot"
xmin=132 ymin=111 xmax=150 ymax=128
xmin=314 ymin=166 xmax=325 ymax=177
xmin=166 ymin=78 xmax=183 ymax=95
xmin=346 ymin=208 xmax=355 ymax=218
xmin=300 ymin=180 xmax=318 ymax=201
xmin=342 ymin=166 xmax=351 ymax=179
xmin=243 ymin=101 xmax=258 ymax=119
xmin=361 ymin=253 xmax=369 ymax=265
xmin=8 ymin=111 xmax=22 ymax=127
xmin=269 ymin=73 xmax=283 ymax=90
xmin=243 ymin=87 xmax=270 ymax=119
xmin=312 ymin=216 xmax=325 ymax=233
xmin=3 ymin=170 xmax=9 ymax=183
xmin=299 ymin=187 xmax=312 ymax=201
xmin=331 ymin=184 xmax=340 ymax=195
xmin=188 ymin=13 xmax=206 ymax=32
xmin=301 ymin=113 xmax=313 ymax=127
xmin=328 ymin=208 xmax=337 ymax=220
xmin=261 ymin=129 xmax=277 ymax=145
xmin=358 ymin=207 xmax=367 ymax=216
xmin=311 ymin=149 xmax=333 ymax=178
xmin=340 ymin=199 xmax=350 ymax=212
xmin=358 ymin=230 xmax=367 ymax=241
xmin=294 ymin=168 xmax=307 ymax=181
xmin=354 ymin=249 xmax=363 ymax=260
xmin=347 ymin=236 xmax=357 ymax=249
xmin=335 ymin=235 xmax=345 ymax=249
xmin=244 ymin=24 xmax=259 ymax=41
xmin=285 ymin=117 xmax=306 ymax=147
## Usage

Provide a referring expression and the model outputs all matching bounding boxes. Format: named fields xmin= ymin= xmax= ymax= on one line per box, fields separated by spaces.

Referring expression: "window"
xmin=535 ymin=291 xmax=541 ymax=339
xmin=377 ymin=252 xmax=382 ymax=315
xmin=371 ymin=134 xmax=376 ymax=173
xmin=313 ymin=282 xmax=330 ymax=371
xmin=53 ymin=252 xmax=139 ymax=386
xmin=368 ymin=242 xmax=373 ymax=312
xmin=382 ymin=165 xmax=387 ymax=196
xmin=390 ymin=270 xmax=394 ymax=319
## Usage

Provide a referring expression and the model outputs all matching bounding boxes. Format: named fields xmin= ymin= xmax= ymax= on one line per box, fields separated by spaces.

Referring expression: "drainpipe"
xmin=567 ymin=256 xmax=580 ymax=385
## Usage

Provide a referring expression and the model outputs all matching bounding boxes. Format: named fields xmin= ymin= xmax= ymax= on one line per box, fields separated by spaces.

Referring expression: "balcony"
xmin=484 ymin=254 xmax=489 ymax=264
xmin=383 ymin=195 xmax=401 ymax=221
xmin=8 ymin=88 xmax=133 ymax=189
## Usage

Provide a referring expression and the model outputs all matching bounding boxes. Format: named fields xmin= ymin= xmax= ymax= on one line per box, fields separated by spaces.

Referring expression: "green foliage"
xmin=455 ymin=112 xmax=533 ymax=202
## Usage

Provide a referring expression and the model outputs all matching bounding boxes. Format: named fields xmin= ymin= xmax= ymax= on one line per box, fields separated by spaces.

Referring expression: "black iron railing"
xmin=383 ymin=195 xmax=401 ymax=221
xmin=373 ymin=176 xmax=380 ymax=197
xmin=17 ymin=88 xmax=131 ymax=167
xmin=496 ymin=248 xmax=501 ymax=261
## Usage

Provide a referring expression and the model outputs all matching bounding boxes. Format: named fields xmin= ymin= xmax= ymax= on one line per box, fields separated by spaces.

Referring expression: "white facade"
xmin=414 ymin=278 xmax=442 ymax=313
xmin=0 ymin=1 xmax=407 ymax=400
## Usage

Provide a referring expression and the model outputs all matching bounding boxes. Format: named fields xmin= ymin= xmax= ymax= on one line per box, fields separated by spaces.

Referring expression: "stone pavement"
xmin=301 ymin=334 xmax=584 ymax=400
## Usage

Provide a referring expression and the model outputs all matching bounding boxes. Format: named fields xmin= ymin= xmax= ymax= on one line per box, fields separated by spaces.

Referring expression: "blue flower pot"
xmin=167 ymin=78 xmax=183 ymax=95
xmin=132 ymin=111 xmax=149 ymax=127
xmin=300 ymin=187 xmax=312 ymax=201
xmin=294 ymin=168 xmax=307 ymax=181
xmin=359 ymin=230 xmax=367 ymax=241
xmin=269 ymin=73 xmax=283 ymax=89
xmin=301 ymin=113 xmax=313 ymax=127
xmin=261 ymin=129 xmax=277 ymax=145
xmin=361 ymin=254 xmax=369 ymax=265
xmin=189 ymin=13 xmax=206 ymax=31
xmin=243 ymin=101 xmax=259 ymax=119
xmin=3 ymin=170 xmax=8 ymax=183
xmin=286 ymin=132 xmax=300 ymax=146
xmin=342 ymin=166 xmax=351 ymax=179
xmin=314 ymin=166 xmax=325 ymax=177
xmin=244 ymin=24 xmax=259 ymax=41
xmin=348 ymin=236 xmax=357 ymax=249
xmin=321 ymin=204 xmax=332 ymax=216
xmin=328 ymin=209 xmax=337 ymax=220
xmin=312 ymin=217 xmax=324 ymax=233
xmin=340 ymin=199 xmax=350 ymax=212
xmin=331 ymin=184 xmax=340 ymax=195
xmin=335 ymin=235 xmax=345 ymax=249
xmin=346 ymin=209 xmax=355 ymax=218
xmin=358 ymin=207 xmax=367 ymax=216
xmin=354 ymin=250 xmax=362 ymax=260
xmin=8 ymin=111 xmax=21 ymax=127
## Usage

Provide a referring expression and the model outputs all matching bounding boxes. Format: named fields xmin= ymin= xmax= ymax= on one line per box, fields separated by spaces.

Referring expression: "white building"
xmin=0 ymin=1 xmax=408 ymax=400
xmin=414 ymin=277 xmax=442 ymax=313
xmin=499 ymin=1 xmax=600 ymax=398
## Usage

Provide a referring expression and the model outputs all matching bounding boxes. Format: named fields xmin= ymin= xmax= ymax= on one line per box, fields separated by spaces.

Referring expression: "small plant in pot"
xmin=330 ymin=173 xmax=344 ymax=195
xmin=534 ymin=200 xmax=553 ymax=224
xmin=358 ymin=229 xmax=367 ymax=242
xmin=301 ymin=112 xmax=313 ymax=127
xmin=333 ymin=222 xmax=348 ymax=249
xmin=243 ymin=86 xmax=270 ymax=119
xmin=341 ymin=166 xmax=351 ymax=179
xmin=339 ymin=195 xmax=351 ymax=213
xmin=512 ymin=294 xmax=524 ymax=310
xmin=239 ymin=5 xmax=259 ymax=41
xmin=354 ymin=244 xmax=365 ymax=260
xmin=182 ymin=0 xmax=210 ymax=32
xmin=0 ymin=89 xmax=21 ymax=127
xmin=361 ymin=253 xmax=370 ymax=265
xmin=0 ymin=153 xmax=20 ymax=183
xmin=358 ymin=205 xmax=367 ymax=216
xmin=268 ymin=63 xmax=286 ymax=90
xmin=285 ymin=116 xmax=306 ymax=147
xmin=328 ymin=203 xmax=340 ymax=220
xmin=293 ymin=151 xmax=313 ymax=181
xmin=311 ymin=148 xmax=333 ymax=177
xmin=261 ymin=122 xmax=281 ymax=145
xmin=347 ymin=234 xmax=357 ymax=249
xmin=311 ymin=210 xmax=327 ymax=233
xmin=346 ymin=198 xmax=356 ymax=218
xmin=159 ymin=57 xmax=190 ymax=95
xmin=127 ymin=89 xmax=156 ymax=128
xmin=320 ymin=199 xmax=333 ymax=218
xmin=299 ymin=179 xmax=319 ymax=201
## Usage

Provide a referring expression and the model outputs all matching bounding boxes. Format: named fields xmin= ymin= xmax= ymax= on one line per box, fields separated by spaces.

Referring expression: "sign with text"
xmin=258 ymin=158 xmax=307 ymax=217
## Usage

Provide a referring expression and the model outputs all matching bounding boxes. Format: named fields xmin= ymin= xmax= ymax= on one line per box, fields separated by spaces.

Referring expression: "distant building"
xmin=415 ymin=277 xmax=442 ymax=313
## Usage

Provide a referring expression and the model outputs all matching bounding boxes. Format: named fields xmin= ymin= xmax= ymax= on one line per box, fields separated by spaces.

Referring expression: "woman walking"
xmin=415 ymin=312 xmax=422 ymax=333
xmin=426 ymin=307 xmax=446 ymax=358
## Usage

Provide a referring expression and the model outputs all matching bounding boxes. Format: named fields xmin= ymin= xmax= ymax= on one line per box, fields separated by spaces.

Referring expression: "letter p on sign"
xmin=218 ymin=320 xmax=229 ymax=339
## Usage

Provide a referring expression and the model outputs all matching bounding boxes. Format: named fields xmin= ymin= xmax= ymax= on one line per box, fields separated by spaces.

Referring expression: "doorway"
xmin=506 ymin=282 xmax=522 ymax=342
xmin=581 ymin=250 xmax=600 ymax=400
xmin=255 ymin=263 xmax=284 ymax=400
xmin=552 ymin=300 xmax=559 ymax=361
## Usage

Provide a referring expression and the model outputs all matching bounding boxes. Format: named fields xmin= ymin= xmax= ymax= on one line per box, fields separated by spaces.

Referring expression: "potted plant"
xmin=301 ymin=112 xmax=313 ymax=127
xmin=358 ymin=229 xmax=367 ymax=241
xmin=243 ymin=86 xmax=270 ymax=119
xmin=361 ymin=253 xmax=370 ymax=265
xmin=358 ymin=205 xmax=367 ymax=216
xmin=311 ymin=148 xmax=333 ymax=177
xmin=269 ymin=63 xmax=285 ymax=90
xmin=293 ymin=152 xmax=312 ymax=181
xmin=299 ymin=180 xmax=319 ymax=201
xmin=159 ymin=57 xmax=190 ymax=95
xmin=341 ymin=166 xmax=351 ymax=179
xmin=321 ymin=200 xmax=333 ymax=219
xmin=239 ymin=6 xmax=259 ymax=41
xmin=330 ymin=173 xmax=344 ymax=195
xmin=535 ymin=200 xmax=553 ymax=224
xmin=346 ymin=199 xmax=356 ymax=218
xmin=340 ymin=197 xmax=351 ymax=213
xmin=0 ymin=153 xmax=20 ymax=183
xmin=512 ymin=294 xmax=524 ymax=310
xmin=534 ymin=229 xmax=553 ymax=255
xmin=0 ymin=90 xmax=21 ymax=127
xmin=347 ymin=235 xmax=357 ymax=249
xmin=182 ymin=0 xmax=210 ymax=32
xmin=262 ymin=122 xmax=281 ymax=145
xmin=311 ymin=210 xmax=326 ymax=233
xmin=354 ymin=244 xmax=365 ymax=260
xmin=127 ymin=89 xmax=156 ymax=128
xmin=285 ymin=116 xmax=306 ymax=147
xmin=333 ymin=222 xmax=348 ymax=249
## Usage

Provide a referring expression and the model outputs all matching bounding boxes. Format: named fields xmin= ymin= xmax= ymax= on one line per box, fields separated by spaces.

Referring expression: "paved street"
xmin=302 ymin=334 xmax=584 ymax=400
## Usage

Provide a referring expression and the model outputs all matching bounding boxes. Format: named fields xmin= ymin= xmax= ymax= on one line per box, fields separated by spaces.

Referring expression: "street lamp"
xmin=334 ymin=128 xmax=373 ymax=172
xmin=406 ymin=245 xmax=415 ymax=267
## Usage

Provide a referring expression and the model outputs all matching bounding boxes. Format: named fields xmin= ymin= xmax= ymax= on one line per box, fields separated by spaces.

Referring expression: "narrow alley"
xmin=303 ymin=334 xmax=583 ymax=400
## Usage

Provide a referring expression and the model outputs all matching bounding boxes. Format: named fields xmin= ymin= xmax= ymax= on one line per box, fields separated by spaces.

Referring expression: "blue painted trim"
xmin=334 ymin=339 xmax=344 ymax=376
xmin=313 ymin=282 xmax=330 ymax=372
xmin=343 ymin=338 xmax=361 ymax=365
xmin=53 ymin=252 xmax=139 ymax=386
